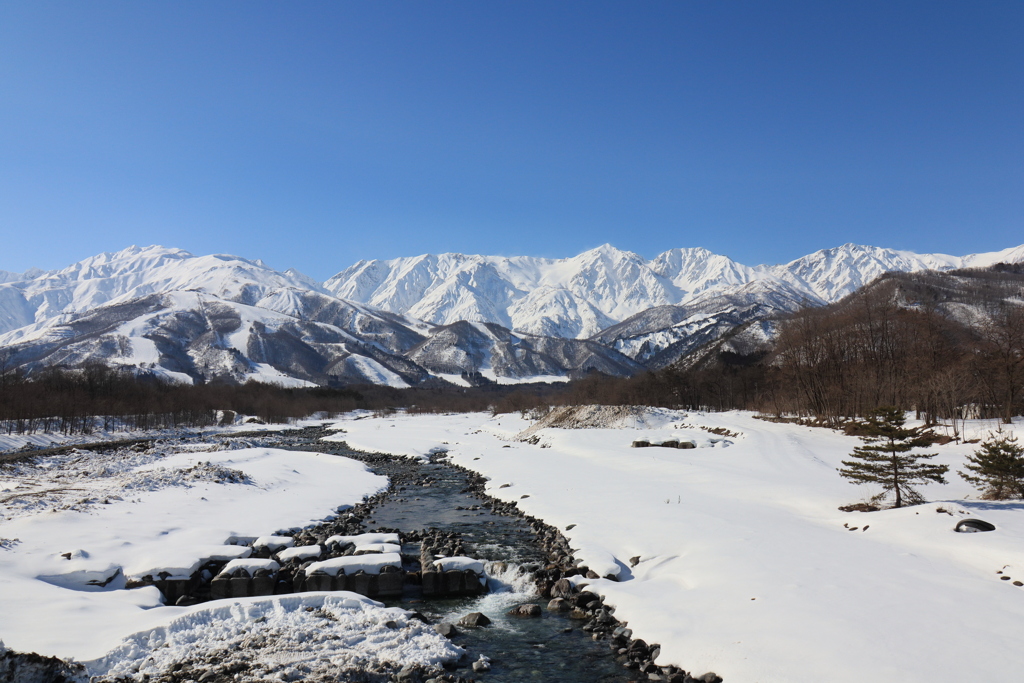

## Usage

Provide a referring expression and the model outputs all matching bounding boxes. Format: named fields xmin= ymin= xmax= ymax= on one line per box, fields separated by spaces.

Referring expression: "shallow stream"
xmin=272 ymin=429 xmax=632 ymax=683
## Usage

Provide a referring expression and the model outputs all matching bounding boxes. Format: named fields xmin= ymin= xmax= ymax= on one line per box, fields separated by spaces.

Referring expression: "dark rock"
xmin=955 ymin=518 xmax=996 ymax=532
xmin=457 ymin=612 xmax=491 ymax=627
xmin=838 ymin=502 xmax=880 ymax=512
xmin=508 ymin=603 xmax=542 ymax=617
xmin=549 ymin=578 xmax=576 ymax=598
xmin=434 ymin=622 xmax=459 ymax=638
xmin=629 ymin=556 xmax=641 ymax=567
xmin=210 ymin=574 xmax=230 ymax=600
xmin=229 ymin=574 xmax=250 ymax=598
xmin=547 ymin=597 xmax=571 ymax=612
xmin=306 ymin=571 xmax=333 ymax=592
xmin=397 ymin=664 xmax=421 ymax=682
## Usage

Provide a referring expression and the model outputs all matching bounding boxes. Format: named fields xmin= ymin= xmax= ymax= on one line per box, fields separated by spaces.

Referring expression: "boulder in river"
xmin=547 ymin=597 xmax=571 ymax=612
xmin=434 ymin=622 xmax=459 ymax=638
xmin=549 ymin=577 xmax=576 ymax=598
xmin=458 ymin=612 xmax=492 ymax=627
xmin=508 ymin=603 xmax=542 ymax=617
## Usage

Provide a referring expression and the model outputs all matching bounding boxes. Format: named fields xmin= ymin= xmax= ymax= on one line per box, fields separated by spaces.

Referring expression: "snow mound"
xmin=516 ymin=405 xmax=674 ymax=441
xmin=0 ymin=445 xmax=254 ymax=523
xmin=432 ymin=557 xmax=485 ymax=574
xmin=276 ymin=545 xmax=322 ymax=562
xmin=305 ymin=553 xmax=402 ymax=577
xmin=85 ymin=593 xmax=463 ymax=681
xmin=326 ymin=533 xmax=400 ymax=547
xmin=221 ymin=558 xmax=280 ymax=575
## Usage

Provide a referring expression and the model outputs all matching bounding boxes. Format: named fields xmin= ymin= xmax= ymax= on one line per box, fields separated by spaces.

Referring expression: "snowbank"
xmin=85 ymin=592 xmax=462 ymax=680
xmin=277 ymin=545 xmax=322 ymax=562
xmin=305 ymin=553 xmax=403 ymax=577
xmin=432 ymin=557 xmax=485 ymax=574
xmin=0 ymin=445 xmax=387 ymax=660
xmin=221 ymin=558 xmax=280 ymax=575
xmin=326 ymin=532 xmax=400 ymax=547
xmin=329 ymin=409 xmax=1024 ymax=683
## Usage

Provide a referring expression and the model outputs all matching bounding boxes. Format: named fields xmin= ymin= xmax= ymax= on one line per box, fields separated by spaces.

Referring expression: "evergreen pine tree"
xmin=959 ymin=433 xmax=1024 ymax=500
xmin=838 ymin=406 xmax=948 ymax=508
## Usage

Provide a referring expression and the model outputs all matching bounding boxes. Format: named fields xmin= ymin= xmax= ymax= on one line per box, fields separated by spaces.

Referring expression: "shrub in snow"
xmin=837 ymin=407 xmax=948 ymax=508
xmin=959 ymin=433 xmax=1024 ymax=500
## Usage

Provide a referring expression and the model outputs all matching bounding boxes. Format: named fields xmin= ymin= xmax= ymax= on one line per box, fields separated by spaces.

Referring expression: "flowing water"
xmin=271 ymin=430 xmax=633 ymax=683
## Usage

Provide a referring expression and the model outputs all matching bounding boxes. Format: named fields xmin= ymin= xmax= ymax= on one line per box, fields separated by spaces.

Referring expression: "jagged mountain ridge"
xmin=1 ymin=242 xmax=1022 ymax=386
xmin=325 ymin=242 xmax=1024 ymax=339
xmin=0 ymin=247 xmax=640 ymax=386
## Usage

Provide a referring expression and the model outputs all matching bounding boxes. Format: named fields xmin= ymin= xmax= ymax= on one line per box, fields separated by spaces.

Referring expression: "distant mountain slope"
xmin=407 ymin=320 xmax=643 ymax=381
xmin=0 ymin=247 xmax=641 ymax=386
xmin=1 ymin=242 xmax=1022 ymax=387
xmin=591 ymin=279 xmax=810 ymax=368
xmin=325 ymin=242 xmax=1024 ymax=339
xmin=0 ymin=246 xmax=325 ymax=336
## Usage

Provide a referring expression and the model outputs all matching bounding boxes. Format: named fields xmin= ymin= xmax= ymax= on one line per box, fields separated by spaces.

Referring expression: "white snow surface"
xmin=432 ymin=556 xmax=485 ymax=574
xmin=220 ymin=558 xmax=280 ymax=575
xmin=304 ymin=553 xmax=403 ymax=577
xmin=253 ymin=535 xmax=295 ymax=551
xmin=355 ymin=542 xmax=402 ymax=554
xmin=85 ymin=592 xmax=462 ymax=680
xmin=276 ymin=544 xmax=323 ymax=562
xmin=328 ymin=409 xmax=1024 ymax=683
xmin=325 ymin=242 xmax=1024 ymax=338
xmin=0 ymin=443 xmax=387 ymax=660
xmin=325 ymin=532 xmax=400 ymax=547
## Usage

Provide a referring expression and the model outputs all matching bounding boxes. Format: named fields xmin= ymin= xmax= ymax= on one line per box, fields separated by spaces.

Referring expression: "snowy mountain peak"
xmin=775 ymin=244 xmax=963 ymax=302
xmin=0 ymin=246 xmax=331 ymax=336
xmin=3 ymin=240 xmax=1023 ymax=388
xmin=324 ymin=241 xmax=1024 ymax=339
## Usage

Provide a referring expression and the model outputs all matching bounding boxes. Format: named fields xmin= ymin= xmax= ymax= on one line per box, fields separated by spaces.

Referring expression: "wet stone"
xmin=507 ymin=604 xmax=542 ymax=617
xmin=457 ymin=612 xmax=491 ymax=627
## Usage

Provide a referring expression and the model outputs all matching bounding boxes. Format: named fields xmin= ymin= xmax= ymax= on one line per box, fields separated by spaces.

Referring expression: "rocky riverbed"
xmin=1 ymin=425 xmax=721 ymax=683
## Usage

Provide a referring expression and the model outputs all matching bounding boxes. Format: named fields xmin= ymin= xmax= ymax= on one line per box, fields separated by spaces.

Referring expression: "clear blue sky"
xmin=1 ymin=1 xmax=1021 ymax=280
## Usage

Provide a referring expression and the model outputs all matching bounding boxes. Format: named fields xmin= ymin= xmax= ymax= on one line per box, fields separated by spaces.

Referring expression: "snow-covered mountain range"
xmin=325 ymin=242 xmax=1024 ymax=339
xmin=1 ymin=242 xmax=1021 ymax=386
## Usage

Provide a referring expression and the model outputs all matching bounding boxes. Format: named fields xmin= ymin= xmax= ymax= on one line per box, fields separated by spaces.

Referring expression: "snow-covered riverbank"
xmin=327 ymin=408 xmax=1024 ymax=683
xmin=0 ymin=440 xmax=389 ymax=664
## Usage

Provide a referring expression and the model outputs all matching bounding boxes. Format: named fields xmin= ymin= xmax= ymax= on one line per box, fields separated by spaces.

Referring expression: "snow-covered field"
xmin=326 ymin=408 xmax=1024 ymax=683
xmin=0 ymin=418 xmax=300 ymax=456
xmin=0 ymin=436 xmax=432 ymax=677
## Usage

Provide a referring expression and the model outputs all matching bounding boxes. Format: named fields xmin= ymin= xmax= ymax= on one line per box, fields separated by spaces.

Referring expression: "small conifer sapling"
xmin=838 ymin=407 xmax=948 ymax=508
xmin=959 ymin=433 xmax=1024 ymax=500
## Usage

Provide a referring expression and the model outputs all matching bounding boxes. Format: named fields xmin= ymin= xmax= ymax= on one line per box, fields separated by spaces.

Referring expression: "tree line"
xmin=490 ymin=267 xmax=1024 ymax=429
xmin=0 ymin=266 xmax=1020 ymax=442
xmin=0 ymin=362 xmax=563 ymax=439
